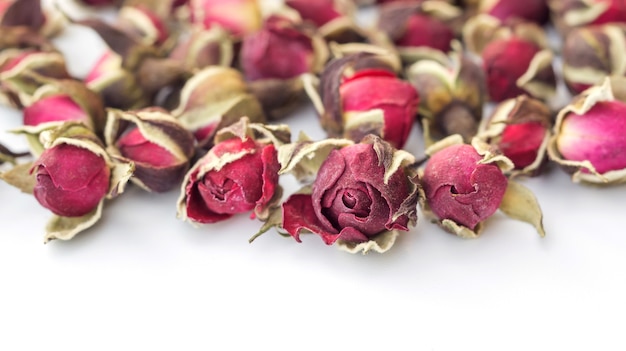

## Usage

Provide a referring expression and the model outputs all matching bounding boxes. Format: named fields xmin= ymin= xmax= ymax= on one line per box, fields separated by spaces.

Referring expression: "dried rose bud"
xmin=117 ymin=5 xmax=170 ymax=48
xmin=482 ymin=37 xmax=556 ymax=102
xmin=0 ymin=122 xmax=134 ymax=242
xmin=478 ymin=0 xmax=549 ymax=24
xmin=548 ymin=78 xmax=626 ymax=184
xmin=0 ymin=0 xmax=65 ymax=37
xmin=477 ymin=95 xmax=552 ymax=176
xmin=275 ymin=135 xmax=419 ymax=254
xmin=105 ymin=108 xmax=195 ymax=192
xmin=171 ymin=66 xmax=265 ymax=149
xmin=190 ymin=0 xmax=262 ymax=37
xmin=406 ymin=45 xmax=486 ymax=145
xmin=377 ymin=1 xmax=462 ymax=63
xmin=549 ymin=0 xmax=626 ymax=35
xmin=22 ymin=80 xmax=105 ymax=132
xmin=240 ymin=15 xmax=328 ymax=81
xmin=562 ymin=24 xmax=626 ymax=94
xmin=421 ymin=135 xmax=545 ymax=237
xmin=177 ymin=117 xmax=288 ymax=224
xmin=0 ymin=49 xmax=71 ymax=108
xmin=169 ymin=26 xmax=234 ymax=71
xmin=462 ymin=14 xmax=550 ymax=55
xmin=309 ymin=50 xmax=416 ymax=149
xmin=285 ymin=0 xmax=351 ymax=27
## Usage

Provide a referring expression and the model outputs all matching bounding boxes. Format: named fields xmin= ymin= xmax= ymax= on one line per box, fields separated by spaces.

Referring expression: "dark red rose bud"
xmin=421 ymin=135 xmax=545 ymax=237
xmin=105 ymin=108 xmax=195 ymax=192
xmin=177 ymin=118 xmax=288 ymax=224
xmin=562 ymin=24 xmax=626 ymax=94
xmin=285 ymin=0 xmax=349 ymax=27
xmin=32 ymin=143 xmax=110 ymax=217
xmin=278 ymin=135 xmax=419 ymax=253
xmin=190 ymin=0 xmax=262 ymax=37
xmin=482 ymin=37 xmax=556 ymax=102
xmin=478 ymin=0 xmax=549 ymax=24
xmin=240 ymin=15 xmax=328 ymax=81
xmin=478 ymin=95 xmax=552 ymax=176
xmin=377 ymin=1 xmax=461 ymax=63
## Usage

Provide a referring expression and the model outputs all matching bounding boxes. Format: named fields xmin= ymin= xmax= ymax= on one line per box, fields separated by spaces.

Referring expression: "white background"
xmin=1 ymin=2 xmax=625 ymax=350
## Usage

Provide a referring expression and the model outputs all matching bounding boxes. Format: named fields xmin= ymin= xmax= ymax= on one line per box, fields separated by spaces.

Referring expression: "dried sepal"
xmin=548 ymin=77 xmax=626 ymax=184
xmin=0 ymin=161 xmax=36 ymax=193
xmin=43 ymin=202 xmax=103 ymax=243
xmin=498 ymin=180 xmax=545 ymax=237
xmin=169 ymin=26 xmax=234 ymax=71
xmin=247 ymin=76 xmax=308 ymax=121
xmin=463 ymin=14 xmax=549 ymax=55
xmin=407 ymin=43 xmax=486 ymax=145
xmin=477 ymin=95 xmax=552 ymax=176
xmin=172 ymin=66 xmax=266 ymax=149
xmin=336 ymin=230 xmax=399 ymax=254
xmin=105 ymin=108 xmax=195 ymax=192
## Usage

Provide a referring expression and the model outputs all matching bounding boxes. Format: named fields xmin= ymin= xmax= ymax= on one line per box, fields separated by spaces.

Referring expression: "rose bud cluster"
xmin=548 ymin=0 xmax=626 ymax=35
xmin=307 ymin=48 xmax=418 ymax=149
xmin=105 ymin=108 xmax=195 ymax=192
xmin=177 ymin=117 xmax=287 ymax=224
xmin=189 ymin=0 xmax=262 ymax=38
xmin=81 ymin=19 xmax=187 ymax=110
xmin=171 ymin=66 xmax=265 ymax=150
xmin=562 ymin=23 xmax=626 ymax=94
xmin=0 ymin=48 xmax=71 ymax=108
xmin=271 ymin=134 xmax=419 ymax=254
xmin=477 ymin=95 xmax=553 ymax=176
xmin=421 ymin=135 xmax=545 ymax=238
xmin=548 ymin=77 xmax=626 ymax=184
xmin=406 ymin=45 xmax=486 ymax=145
xmin=377 ymin=0 xmax=462 ymax=64
xmin=0 ymin=122 xmax=133 ymax=242
xmin=477 ymin=0 xmax=549 ymax=24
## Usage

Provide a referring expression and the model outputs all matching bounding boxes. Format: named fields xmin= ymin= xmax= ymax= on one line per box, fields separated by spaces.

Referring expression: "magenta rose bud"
xmin=549 ymin=78 xmax=626 ymax=184
xmin=479 ymin=0 xmax=549 ymax=24
xmin=285 ymin=0 xmax=343 ymax=27
xmin=23 ymin=95 xmax=89 ymax=126
xmin=482 ymin=37 xmax=556 ymax=102
xmin=190 ymin=0 xmax=261 ymax=37
xmin=240 ymin=15 xmax=324 ymax=81
xmin=177 ymin=118 xmax=287 ymax=224
xmin=31 ymin=143 xmax=110 ymax=217
xmin=422 ymin=142 xmax=508 ymax=231
xmin=339 ymin=69 xmax=419 ymax=149
xmin=278 ymin=136 xmax=419 ymax=253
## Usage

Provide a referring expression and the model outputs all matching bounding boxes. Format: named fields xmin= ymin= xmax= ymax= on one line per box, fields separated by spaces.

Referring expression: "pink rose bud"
xmin=105 ymin=108 xmax=195 ymax=193
xmin=479 ymin=0 xmax=549 ymax=24
xmin=548 ymin=78 xmax=626 ymax=184
xmin=377 ymin=1 xmax=461 ymax=63
xmin=422 ymin=142 xmax=508 ymax=231
xmin=478 ymin=95 xmax=552 ymax=176
xmin=482 ymin=37 xmax=556 ymax=102
xmin=421 ymin=135 xmax=546 ymax=238
xmin=21 ymin=80 xmax=105 ymax=134
xmin=285 ymin=0 xmax=344 ymax=27
xmin=240 ymin=15 xmax=326 ymax=81
xmin=190 ymin=0 xmax=262 ymax=37
xmin=31 ymin=143 xmax=110 ymax=217
xmin=562 ymin=24 xmax=626 ymax=94
xmin=279 ymin=135 xmax=419 ymax=253
xmin=177 ymin=118 xmax=287 ymax=224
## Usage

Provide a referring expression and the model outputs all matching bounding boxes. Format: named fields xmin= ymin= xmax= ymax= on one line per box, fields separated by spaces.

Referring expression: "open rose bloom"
xmin=272 ymin=135 xmax=420 ymax=254
xmin=548 ymin=77 xmax=626 ymax=184
xmin=420 ymin=135 xmax=545 ymax=238
xmin=177 ymin=117 xmax=287 ymax=225
xmin=0 ymin=122 xmax=134 ymax=242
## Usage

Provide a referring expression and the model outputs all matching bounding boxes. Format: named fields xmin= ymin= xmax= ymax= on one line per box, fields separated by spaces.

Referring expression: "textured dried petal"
xmin=422 ymin=142 xmax=508 ymax=231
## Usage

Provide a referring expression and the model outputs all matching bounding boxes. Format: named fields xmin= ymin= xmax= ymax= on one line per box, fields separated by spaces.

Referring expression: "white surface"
xmin=1 ymin=6 xmax=626 ymax=351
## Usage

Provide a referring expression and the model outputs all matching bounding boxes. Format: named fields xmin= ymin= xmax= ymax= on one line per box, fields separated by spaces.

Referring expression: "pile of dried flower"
xmin=1 ymin=0 xmax=625 ymax=254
